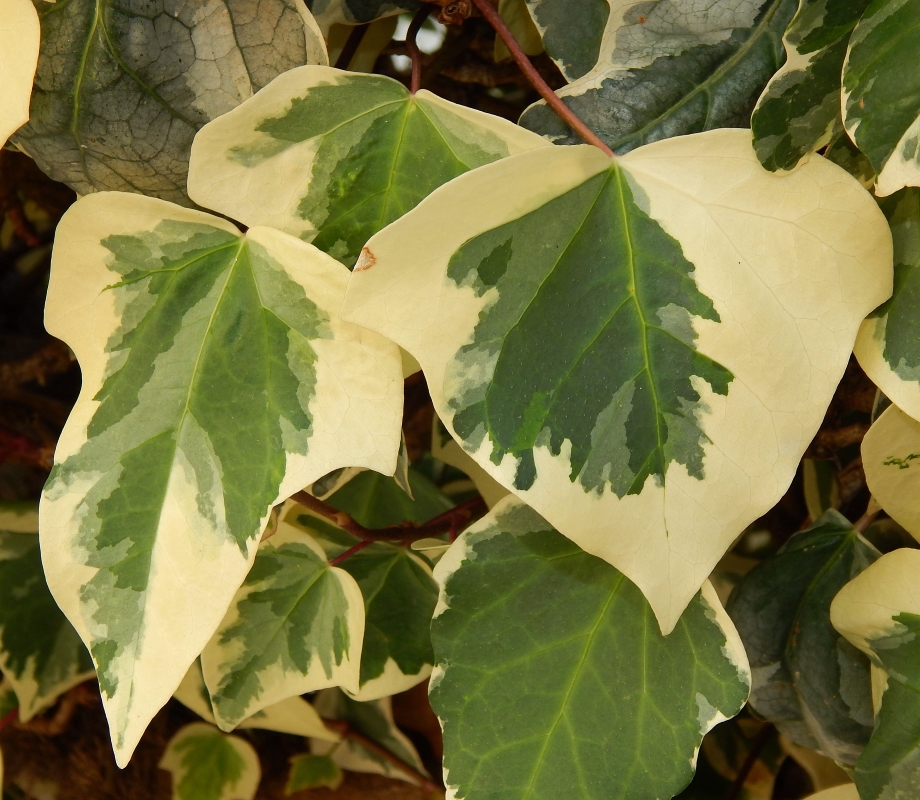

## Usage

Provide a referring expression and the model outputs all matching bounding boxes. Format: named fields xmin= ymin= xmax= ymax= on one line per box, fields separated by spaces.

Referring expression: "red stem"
xmin=406 ymin=5 xmax=432 ymax=94
xmin=330 ymin=539 xmax=374 ymax=567
xmin=0 ymin=707 xmax=19 ymax=733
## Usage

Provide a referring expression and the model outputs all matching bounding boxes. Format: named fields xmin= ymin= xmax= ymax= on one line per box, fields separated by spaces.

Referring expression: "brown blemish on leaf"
xmin=354 ymin=247 xmax=377 ymax=272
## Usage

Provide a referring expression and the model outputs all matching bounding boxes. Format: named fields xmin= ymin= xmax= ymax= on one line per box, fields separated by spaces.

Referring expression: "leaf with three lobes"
xmin=429 ymin=497 xmax=751 ymax=800
xmin=727 ymin=510 xmax=879 ymax=764
xmin=40 ymin=192 xmax=403 ymax=766
xmin=309 ymin=688 xmax=429 ymax=785
xmin=285 ymin=498 xmax=440 ymax=700
xmin=752 ymin=0 xmax=873 ymax=171
xmin=842 ymin=0 xmax=920 ymax=196
xmin=861 ymin=404 xmax=920 ymax=540
xmin=831 ymin=549 xmax=920 ymax=800
xmin=854 ymin=189 xmax=920 ymax=420
xmin=159 ymin=722 xmax=260 ymax=800
xmin=200 ymin=518 xmax=365 ymax=731
xmin=304 ymin=0 xmax=419 ymax=28
xmin=187 ymin=66 xmax=549 ymax=267
xmin=0 ymin=0 xmax=39 ymax=147
xmin=0 ymin=513 xmax=94 ymax=722
xmin=14 ymin=0 xmax=326 ymax=205
xmin=173 ymin=660 xmax=338 ymax=741
xmin=519 ymin=0 xmax=796 ymax=154
xmin=342 ymin=128 xmax=892 ymax=632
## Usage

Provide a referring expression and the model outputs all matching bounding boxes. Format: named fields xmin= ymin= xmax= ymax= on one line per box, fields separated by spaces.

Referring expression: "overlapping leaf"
xmin=519 ymin=0 xmax=607 ymax=77
xmin=14 ymin=0 xmax=327 ymax=205
xmin=305 ymin=0 xmax=418 ymax=29
xmin=728 ymin=510 xmax=879 ymax=764
xmin=342 ymin=128 xmax=892 ymax=631
xmin=0 ymin=509 xmax=94 ymax=721
xmin=187 ymin=66 xmax=549 ymax=267
xmin=752 ymin=0 xmax=872 ymax=171
xmin=831 ymin=549 xmax=920 ymax=800
xmin=429 ymin=497 xmax=750 ymax=800
xmin=0 ymin=0 xmax=39 ymax=147
xmin=854 ymin=189 xmax=920 ymax=420
xmin=519 ymin=0 xmax=796 ymax=153
xmin=286 ymin=755 xmax=343 ymax=792
xmin=159 ymin=722 xmax=260 ymax=800
xmin=200 ymin=519 xmax=364 ymax=730
xmin=842 ymin=0 xmax=920 ymax=195
xmin=40 ymin=192 xmax=403 ymax=765
xmin=861 ymin=404 xmax=920 ymax=540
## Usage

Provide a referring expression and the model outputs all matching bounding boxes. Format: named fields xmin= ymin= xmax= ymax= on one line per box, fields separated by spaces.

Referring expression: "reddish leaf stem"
xmin=468 ymin=0 xmax=614 ymax=157
xmin=0 ymin=707 xmax=19 ymax=734
xmin=406 ymin=5 xmax=433 ymax=94
xmin=329 ymin=539 xmax=375 ymax=566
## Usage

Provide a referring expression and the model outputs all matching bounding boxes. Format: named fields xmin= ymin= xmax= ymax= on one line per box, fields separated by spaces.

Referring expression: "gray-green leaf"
xmin=430 ymin=497 xmax=750 ymax=800
xmin=727 ymin=510 xmax=879 ymax=764
xmin=522 ymin=0 xmax=610 ymax=80
xmin=14 ymin=0 xmax=327 ymax=205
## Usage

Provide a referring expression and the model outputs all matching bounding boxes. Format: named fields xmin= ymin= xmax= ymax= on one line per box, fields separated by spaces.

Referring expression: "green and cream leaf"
xmin=430 ymin=497 xmax=751 ymax=800
xmin=159 ymin=722 xmax=260 ymax=800
xmin=286 ymin=755 xmax=343 ymax=792
xmin=520 ymin=0 xmax=608 ymax=79
xmin=15 ymin=0 xmax=327 ymax=205
xmin=40 ymin=192 xmax=402 ymax=765
xmin=188 ymin=66 xmax=549 ymax=266
xmin=201 ymin=519 xmax=364 ymax=731
xmin=0 ymin=0 xmax=39 ymax=147
xmin=342 ymin=129 xmax=892 ymax=632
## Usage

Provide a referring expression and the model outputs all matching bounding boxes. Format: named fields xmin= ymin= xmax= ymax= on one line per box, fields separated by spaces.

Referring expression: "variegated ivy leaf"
xmin=0 ymin=0 xmax=39 ymax=147
xmin=187 ymin=66 xmax=549 ymax=267
xmin=0 ymin=513 xmax=95 ymax=721
xmin=286 ymin=755 xmax=343 ymax=792
xmin=431 ymin=415 xmax=509 ymax=510
xmin=495 ymin=0 xmax=545 ymax=62
xmin=13 ymin=0 xmax=327 ymax=206
xmin=430 ymin=497 xmax=751 ymax=800
xmin=518 ymin=0 xmax=796 ymax=153
xmin=40 ymin=192 xmax=402 ymax=766
xmin=342 ymin=128 xmax=892 ymax=632
xmin=842 ymin=0 xmax=920 ymax=196
xmin=284 ymin=497 xmax=440 ymax=699
xmin=854 ymin=189 xmax=920 ymax=420
xmin=174 ymin=660 xmax=339 ymax=741
xmin=159 ymin=722 xmax=260 ymax=800
xmin=200 ymin=518 xmax=364 ymax=731
xmin=304 ymin=0 xmax=418 ymax=30
xmin=522 ymin=0 xmax=609 ymax=80
xmin=727 ymin=510 xmax=879 ymax=764
xmin=831 ymin=549 xmax=920 ymax=800
xmin=751 ymin=0 xmax=872 ymax=172
xmin=862 ymin=404 xmax=920 ymax=541
xmin=310 ymin=688 xmax=429 ymax=785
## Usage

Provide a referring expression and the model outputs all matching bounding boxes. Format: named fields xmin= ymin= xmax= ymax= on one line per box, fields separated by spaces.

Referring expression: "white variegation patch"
xmin=0 ymin=0 xmax=39 ymax=147
xmin=342 ymin=129 xmax=892 ymax=633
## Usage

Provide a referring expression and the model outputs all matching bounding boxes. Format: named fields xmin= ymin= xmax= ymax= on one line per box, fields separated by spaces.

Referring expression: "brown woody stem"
xmin=468 ymin=0 xmax=614 ymax=157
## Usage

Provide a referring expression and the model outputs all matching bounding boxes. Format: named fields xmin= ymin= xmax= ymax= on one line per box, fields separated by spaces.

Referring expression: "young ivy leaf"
xmin=0 ymin=0 xmax=39 ymax=147
xmin=518 ymin=0 xmax=796 ymax=153
xmin=159 ymin=722 xmax=260 ymax=800
xmin=187 ymin=66 xmax=549 ymax=267
xmin=831 ymin=549 xmax=920 ymax=800
xmin=751 ymin=0 xmax=873 ymax=171
xmin=429 ymin=497 xmax=751 ymax=800
xmin=342 ymin=128 xmax=892 ymax=632
xmin=861 ymin=404 xmax=920 ymax=540
xmin=200 ymin=519 xmax=365 ymax=731
xmin=854 ymin=189 xmax=920 ymax=421
xmin=14 ymin=0 xmax=327 ymax=205
xmin=0 ymin=511 xmax=95 ymax=722
xmin=842 ymin=0 xmax=920 ymax=196
xmin=727 ymin=510 xmax=879 ymax=764
xmin=40 ymin=192 xmax=403 ymax=766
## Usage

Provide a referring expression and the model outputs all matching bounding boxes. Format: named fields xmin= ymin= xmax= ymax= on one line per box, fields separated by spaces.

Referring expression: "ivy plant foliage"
xmin=304 ymin=0 xmax=418 ymax=29
xmin=861 ymin=404 xmax=920 ymax=540
xmin=727 ymin=510 xmax=879 ymax=764
xmin=0 ymin=506 xmax=94 ymax=722
xmin=200 ymin=517 xmax=365 ymax=732
xmin=159 ymin=722 xmax=261 ymax=800
xmin=39 ymin=192 xmax=403 ymax=765
xmin=429 ymin=497 xmax=750 ymax=800
xmin=342 ymin=128 xmax=893 ymax=632
xmin=286 ymin=755 xmax=343 ymax=793
xmin=187 ymin=66 xmax=549 ymax=267
xmin=751 ymin=0 xmax=872 ymax=171
xmin=520 ymin=0 xmax=610 ymax=80
xmin=0 ymin=0 xmax=39 ymax=146
xmin=854 ymin=189 xmax=920 ymax=421
xmin=286 ymin=495 xmax=441 ymax=700
xmin=13 ymin=0 xmax=327 ymax=205
xmin=842 ymin=0 xmax=920 ymax=196
xmin=518 ymin=0 xmax=796 ymax=153
xmin=831 ymin=549 xmax=920 ymax=800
